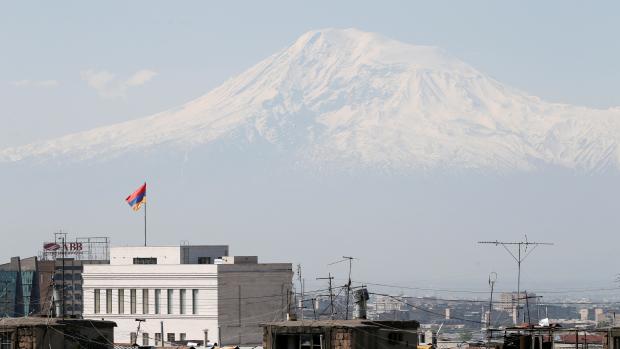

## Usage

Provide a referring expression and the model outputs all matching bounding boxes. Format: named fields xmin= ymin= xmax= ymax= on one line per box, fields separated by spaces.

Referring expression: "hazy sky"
xmin=2 ymin=1 xmax=620 ymax=149
xmin=2 ymin=1 xmax=620 ymax=298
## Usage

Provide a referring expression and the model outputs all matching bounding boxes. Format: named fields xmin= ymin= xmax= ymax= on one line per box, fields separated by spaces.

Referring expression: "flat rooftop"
xmin=0 ymin=317 xmax=116 ymax=328
xmin=262 ymin=319 xmax=419 ymax=329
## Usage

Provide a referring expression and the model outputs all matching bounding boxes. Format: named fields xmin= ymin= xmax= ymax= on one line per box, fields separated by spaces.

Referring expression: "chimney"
xmin=354 ymin=288 xmax=370 ymax=319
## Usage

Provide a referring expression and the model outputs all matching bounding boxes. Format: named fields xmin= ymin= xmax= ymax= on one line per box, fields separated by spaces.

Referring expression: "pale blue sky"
xmin=2 ymin=1 xmax=620 ymax=294
xmin=2 ymin=1 xmax=619 ymax=148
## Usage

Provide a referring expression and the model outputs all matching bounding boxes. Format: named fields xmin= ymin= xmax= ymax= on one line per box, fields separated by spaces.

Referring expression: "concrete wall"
xmin=217 ymin=263 xmax=293 ymax=346
xmin=38 ymin=260 xmax=55 ymax=315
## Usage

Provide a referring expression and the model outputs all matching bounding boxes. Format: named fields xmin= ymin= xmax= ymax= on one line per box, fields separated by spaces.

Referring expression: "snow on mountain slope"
xmin=2 ymin=28 xmax=620 ymax=171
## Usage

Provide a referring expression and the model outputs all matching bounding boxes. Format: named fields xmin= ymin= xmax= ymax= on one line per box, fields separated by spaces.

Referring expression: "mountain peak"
xmin=288 ymin=28 xmax=462 ymax=72
xmin=2 ymin=29 xmax=619 ymax=172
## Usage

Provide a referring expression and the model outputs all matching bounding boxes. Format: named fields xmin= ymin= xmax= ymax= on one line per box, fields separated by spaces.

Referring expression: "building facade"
xmin=0 ymin=257 xmax=40 ymax=317
xmin=82 ymin=245 xmax=293 ymax=347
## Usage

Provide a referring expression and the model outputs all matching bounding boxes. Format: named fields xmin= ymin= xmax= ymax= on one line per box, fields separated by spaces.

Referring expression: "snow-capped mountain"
xmin=2 ymin=28 xmax=620 ymax=171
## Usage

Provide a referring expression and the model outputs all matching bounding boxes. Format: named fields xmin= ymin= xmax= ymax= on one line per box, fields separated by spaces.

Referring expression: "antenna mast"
xmin=478 ymin=236 xmax=553 ymax=324
xmin=316 ymin=273 xmax=335 ymax=319
xmin=328 ymin=256 xmax=356 ymax=320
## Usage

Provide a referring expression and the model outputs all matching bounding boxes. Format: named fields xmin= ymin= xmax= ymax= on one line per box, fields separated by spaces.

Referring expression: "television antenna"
xmin=478 ymin=235 xmax=553 ymax=323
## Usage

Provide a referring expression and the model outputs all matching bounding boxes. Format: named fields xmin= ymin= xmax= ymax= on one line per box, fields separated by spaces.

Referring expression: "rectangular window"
xmin=142 ymin=289 xmax=149 ymax=314
xmin=313 ymin=334 xmax=322 ymax=348
xmin=180 ymin=333 xmax=186 ymax=341
xmin=180 ymin=289 xmax=186 ymax=314
xmin=155 ymin=289 xmax=161 ymax=314
xmin=167 ymin=289 xmax=173 ymax=314
xmin=142 ymin=333 xmax=149 ymax=346
xmin=94 ymin=289 xmax=100 ymax=314
xmin=0 ymin=333 xmax=11 ymax=349
xmin=106 ymin=289 xmax=112 ymax=314
xmin=133 ymin=257 xmax=157 ymax=264
xmin=155 ymin=333 xmax=162 ymax=346
xmin=118 ymin=289 xmax=124 ymax=314
xmin=192 ymin=289 xmax=199 ymax=314
xmin=130 ymin=289 xmax=137 ymax=314
xmin=300 ymin=334 xmax=312 ymax=349
xmin=167 ymin=333 xmax=175 ymax=343
xmin=130 ymin=332 xmax=137 ymax=345
xmin=197 ymin=256 xmax=211 ymax=264
xmin=388 ymin=332 xmax=404 ymax=345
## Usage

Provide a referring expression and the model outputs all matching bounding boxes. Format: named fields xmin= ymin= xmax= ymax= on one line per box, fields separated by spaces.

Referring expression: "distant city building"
xmin=0 ymin=257 xmax=42 ymax=317
xmin=595 ymin=308 xmax=606 ymax=323
xmin=580 ymin=308 xmax=589 ymax=321
xmin=371 ymin=294 xmax=409 ymax=315
xmin=82 ymin=245 xmax=293 ymax=347
xmin=496 ymin=292 xmax=537 ymax=323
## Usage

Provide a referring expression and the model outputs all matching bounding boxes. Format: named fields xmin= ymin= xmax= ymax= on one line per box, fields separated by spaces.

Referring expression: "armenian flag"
xmin=125 ymin=183 xmax=146 ymax=211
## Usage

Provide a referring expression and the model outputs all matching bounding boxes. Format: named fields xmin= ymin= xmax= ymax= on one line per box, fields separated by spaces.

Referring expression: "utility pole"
xmin=478 ymin=237 xmax=553 ymax=324
xmin=297 ymin=264 xmax=304 ymax=320
xmin=316 ymin=273 xmax=335 ymax=319
xmin=328 ymin=256 xmax=355 ymax=320
xmin=487 ymin=272 xmax=497 ymax=349
xmin=61 ymin=235 xmax=66 ymax=320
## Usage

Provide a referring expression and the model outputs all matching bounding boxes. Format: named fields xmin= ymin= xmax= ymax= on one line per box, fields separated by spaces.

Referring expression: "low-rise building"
xmin=82 ymin=245 xmax=293 ymax=347
xmin=0 ymin=317 xmax=115 ymax=349
xmin=261 ymin=320 xmax=420 ymax=349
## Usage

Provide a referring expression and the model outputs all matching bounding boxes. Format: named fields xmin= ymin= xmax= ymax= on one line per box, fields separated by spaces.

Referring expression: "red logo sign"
xmin=43 ymin=242 xmax=83 ymax=252
xmin=43 ymin=243 xmax=60 ymax=251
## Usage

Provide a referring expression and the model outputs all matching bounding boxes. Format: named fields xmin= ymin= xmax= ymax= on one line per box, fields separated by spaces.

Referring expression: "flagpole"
xmin=144 ymin=197 xmax=147 ymax=247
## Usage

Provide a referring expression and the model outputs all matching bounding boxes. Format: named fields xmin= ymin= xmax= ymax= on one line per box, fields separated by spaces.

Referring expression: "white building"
xmin=82 ymin=245 xmax=293 ymax=346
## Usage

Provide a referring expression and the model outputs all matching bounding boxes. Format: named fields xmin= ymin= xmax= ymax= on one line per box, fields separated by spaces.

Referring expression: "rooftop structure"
xmin=0 ymin=317 xmax=115 ymax=349
xmin=109 ymin=245 xmax=228 ymax=265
